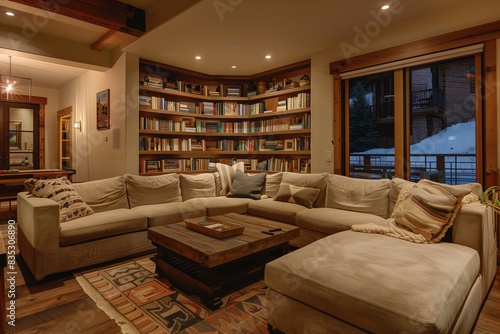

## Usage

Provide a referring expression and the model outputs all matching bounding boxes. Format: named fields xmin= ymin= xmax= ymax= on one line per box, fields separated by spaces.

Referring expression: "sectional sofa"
xmin=16 ymin=167 xmax=497 ymax=333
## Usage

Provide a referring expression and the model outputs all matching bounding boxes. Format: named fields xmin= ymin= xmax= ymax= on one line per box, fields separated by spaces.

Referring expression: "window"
xmin=409 ymin=57 xmax=476 ymax=184
xmin=347 ymin=72 xmax=395 ymax=179
xmin=335 ymin=51 xmax=484 ymax=185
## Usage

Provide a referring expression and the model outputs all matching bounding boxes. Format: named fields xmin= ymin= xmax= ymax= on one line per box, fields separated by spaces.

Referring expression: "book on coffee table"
xmin=185 ymin=216 xmax=244 ymax=239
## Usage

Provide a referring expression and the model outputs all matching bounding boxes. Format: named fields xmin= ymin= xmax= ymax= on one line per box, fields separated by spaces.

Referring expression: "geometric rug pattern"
xmin=75 ymin=257 xmax=268 ymax=333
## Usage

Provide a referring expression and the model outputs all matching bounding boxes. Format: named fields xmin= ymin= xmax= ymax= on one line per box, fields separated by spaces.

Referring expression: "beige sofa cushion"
xmin=296 ymin=207 xmax=388 ymax=235
xmin=185 ymin=197 xmax=251 ymax=216
xmin=72 ymin=176 xmax=129 ymax=213
xmin=265 ymin=230 xmax=481 ymax=334
xmin=59 ymin=209 xmax=147 ymax=246
xmin=124 ymin=173 xmax=181 ymax=208
xmin=282 ymin=172 xmax=329 ymax=207
xmin=131 ymin=202 xmax=206 ymax=227
xmin=248 ymin=198 xmax=308 ymax=224
xmin=326 ymin=174 xmax=391 ymax=218
xmin=179 ymin=173 xmax=217 ymax=201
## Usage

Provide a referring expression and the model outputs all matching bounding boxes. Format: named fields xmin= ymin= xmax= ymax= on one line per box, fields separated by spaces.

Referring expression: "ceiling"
xmin=0 ymin=0 xmax=498 ymax=89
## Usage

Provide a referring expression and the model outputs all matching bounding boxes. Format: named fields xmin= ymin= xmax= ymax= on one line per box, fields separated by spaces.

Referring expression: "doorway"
xmin=0 ymin=101 xmax=40 ymax=170
xmin=57 ymin=106 xmax=73 ymax=169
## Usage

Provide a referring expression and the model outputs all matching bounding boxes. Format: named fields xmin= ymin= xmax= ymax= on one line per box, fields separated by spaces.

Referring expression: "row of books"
xmin=139 ymin=115 xmax=310 ymax=133
xmin=142 ymin=77 xmax=241 ymax=97
xmin=139 ymin=96 xmax=198 ymax=113
xmin=139 ymin=117 xmax=189 ymax=131
xmin=256 ymin=158 xmax=311 ymax=173
xmin=139 ymin=137 xmax=311 ymax=152
xmin=140 ymin=158 xmax=218 ymax=173
xmin=139 ymin=93 xmax=310 ymax=115
xmin=194 ymin=118 xmax=309 ymax=133
xmin=140 ymin=137 xmax=206 ymax=152
xmin=139 ymin=157 xmax=311 ymax=173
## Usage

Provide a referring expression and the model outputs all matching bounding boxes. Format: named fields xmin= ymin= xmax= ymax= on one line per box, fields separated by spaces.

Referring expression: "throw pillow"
xmin=353 ymin=179 xmax=470 ymax=243
xmin=227 ymin=170 xmax=266 ymax=200
xmin=273 ymin=182 xmax=320 ymax=208
xmin=215 ymin=162 xmax=244 ymax=196
xmin=281 ymin=172 xmax=329 ymax=207
xmin=262 ymin=172 xmax=283 ymax=198
xmin=29 ymin=177 xmax=94 ymax=223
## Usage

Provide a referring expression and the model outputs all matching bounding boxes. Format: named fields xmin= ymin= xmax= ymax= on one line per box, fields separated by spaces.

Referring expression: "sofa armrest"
xmin=453 ymin=201 xmax=497 ymax=293
xmin=17 ymin=192 xmax=61 ymax=251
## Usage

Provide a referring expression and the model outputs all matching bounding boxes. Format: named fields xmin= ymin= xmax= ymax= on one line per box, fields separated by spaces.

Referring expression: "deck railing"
xmin=349 ymin=153 xmax=476 ymax=185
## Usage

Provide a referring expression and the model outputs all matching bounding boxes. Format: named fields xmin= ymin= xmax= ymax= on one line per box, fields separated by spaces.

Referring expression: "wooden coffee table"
xmin=148 ymin=213 xmax=299 ymax=309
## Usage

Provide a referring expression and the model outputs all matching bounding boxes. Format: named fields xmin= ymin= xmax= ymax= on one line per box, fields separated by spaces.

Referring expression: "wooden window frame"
xmin=330 ymin=20 xmax=499 ymax=187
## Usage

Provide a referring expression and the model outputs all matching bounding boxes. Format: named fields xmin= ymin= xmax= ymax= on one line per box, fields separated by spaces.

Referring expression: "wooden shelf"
xmin=138 ymin=59 xmax=311 ymax=174
xmin=139 ymin=129 xmax=310 ymax=137
xmin=139 ymin=107 xmax=311 ymax=120
xmin=140 ymin=84 xmax=310 ymax=101
xmin=139 ymin=150 xmax=311 ymax=157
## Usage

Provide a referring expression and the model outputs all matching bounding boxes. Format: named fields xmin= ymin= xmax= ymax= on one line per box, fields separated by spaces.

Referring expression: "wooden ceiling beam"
xmin=9 ymin=0 xmax=146 ymax=37
xmin=91 ymin=30 xmax=123 ymax=51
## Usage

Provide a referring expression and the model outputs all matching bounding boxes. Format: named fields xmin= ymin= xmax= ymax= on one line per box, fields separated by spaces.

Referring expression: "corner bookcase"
xmin=138 ymin=59 xmax=311 ymax=174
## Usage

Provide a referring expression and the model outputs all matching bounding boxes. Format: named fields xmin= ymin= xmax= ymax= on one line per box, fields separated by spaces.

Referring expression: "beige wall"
xmin=56 ymin=53 xmax=127 ymax=182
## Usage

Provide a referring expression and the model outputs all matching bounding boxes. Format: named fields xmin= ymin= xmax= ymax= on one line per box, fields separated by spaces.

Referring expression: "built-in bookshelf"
xmin=138 ymin=59 xmax=311 ymax=174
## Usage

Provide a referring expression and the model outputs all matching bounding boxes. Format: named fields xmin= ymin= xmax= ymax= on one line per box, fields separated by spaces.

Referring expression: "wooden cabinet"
xmin=138 ymin=59 xmax=311 ymax=174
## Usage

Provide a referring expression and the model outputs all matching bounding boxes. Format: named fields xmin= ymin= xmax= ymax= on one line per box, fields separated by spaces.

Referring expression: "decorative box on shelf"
xmin=185 ymin=216 xmax=245 ymax=239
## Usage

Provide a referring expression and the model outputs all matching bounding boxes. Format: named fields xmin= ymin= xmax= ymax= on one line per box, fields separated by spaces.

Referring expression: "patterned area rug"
xmin=75 ymin=257 xmax=268 ymax=333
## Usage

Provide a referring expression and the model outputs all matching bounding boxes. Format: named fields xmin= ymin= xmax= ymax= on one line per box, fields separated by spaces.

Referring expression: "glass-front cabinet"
xmin=0 ymin=101 xmax=39 ymax=170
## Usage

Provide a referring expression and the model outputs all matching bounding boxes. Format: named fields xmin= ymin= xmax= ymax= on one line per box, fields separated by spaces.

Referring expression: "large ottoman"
xmin=265 ymin=230 xmax=483 ymax=334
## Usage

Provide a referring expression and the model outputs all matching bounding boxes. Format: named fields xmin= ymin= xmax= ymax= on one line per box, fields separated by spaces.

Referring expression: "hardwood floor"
xmin=1 ymin=202 xmax=499 ymax=333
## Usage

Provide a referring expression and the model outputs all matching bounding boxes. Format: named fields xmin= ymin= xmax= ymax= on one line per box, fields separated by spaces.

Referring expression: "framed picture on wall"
xmin=96 ymin=89 xmax=110 ymax=131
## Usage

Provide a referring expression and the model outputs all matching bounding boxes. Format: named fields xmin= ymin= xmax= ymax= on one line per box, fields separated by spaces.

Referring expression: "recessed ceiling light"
xmin=5 ymin=11 xmax=14 ymax=16
xmin=381 ymin=5 xmax=390 ymax=10
xmin=195 ymin=56 xmax=201 ymax=60
xmin=265 ymin=55 xmax=271 ymax=59
xmin=231 ymin=65 xmax=237 ymax=69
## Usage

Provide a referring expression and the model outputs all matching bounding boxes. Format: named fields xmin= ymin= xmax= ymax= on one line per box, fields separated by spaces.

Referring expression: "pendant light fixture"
xmin=1 ymin=55 xmax=32 ymax=101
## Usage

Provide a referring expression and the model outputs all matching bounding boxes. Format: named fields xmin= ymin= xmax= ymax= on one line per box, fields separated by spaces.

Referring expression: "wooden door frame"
xmin=57 ymin=106 xmax=72 ymax=169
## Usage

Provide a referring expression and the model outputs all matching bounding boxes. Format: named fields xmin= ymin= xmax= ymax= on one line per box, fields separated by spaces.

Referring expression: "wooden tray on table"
xmin=185 ymin=216 xmax=245 ymax=239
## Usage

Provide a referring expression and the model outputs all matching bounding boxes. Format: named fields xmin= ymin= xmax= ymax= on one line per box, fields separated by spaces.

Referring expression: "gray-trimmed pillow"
xmin=227 ymin=170 xmax=266 ymax=200
xmin=273 ymin=182 xmax=320 ymax=208
xmin=28 ymin=177 xmax=94 ymax=223
xmin=215 ymin=162 xmax=244 ymax=195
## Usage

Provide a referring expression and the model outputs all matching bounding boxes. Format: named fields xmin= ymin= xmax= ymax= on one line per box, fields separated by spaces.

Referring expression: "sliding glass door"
xmin=342 ymin=55 xmax=480 ymax=185
xmin=409 ymin=57 xmax=476 ymax=184
xmin=348 ymin=72 xmax=395 ymax=179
